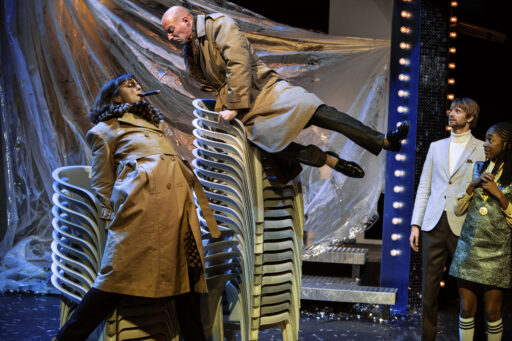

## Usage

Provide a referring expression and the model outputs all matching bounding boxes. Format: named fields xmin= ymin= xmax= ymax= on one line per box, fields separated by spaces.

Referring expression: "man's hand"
xmin=217 ymin=109 xmax=238 ymax=123
xmin=410 ymin=225 xmax=420 ymax=252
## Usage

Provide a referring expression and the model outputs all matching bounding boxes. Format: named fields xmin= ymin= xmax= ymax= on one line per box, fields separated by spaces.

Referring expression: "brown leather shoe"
xmin=326 ymin=151 xmax=365 ymax=178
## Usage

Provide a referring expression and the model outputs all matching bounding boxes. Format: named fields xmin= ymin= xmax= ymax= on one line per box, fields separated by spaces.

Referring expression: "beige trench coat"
xmin=87 ymin=113 xmax=219 ymax=298
xmin=193 ymin=13 xmax=324 ymax=153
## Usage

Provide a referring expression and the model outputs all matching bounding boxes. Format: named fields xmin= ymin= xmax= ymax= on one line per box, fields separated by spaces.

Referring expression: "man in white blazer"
xmin=409 ymin=98 xmax=485 ymax=341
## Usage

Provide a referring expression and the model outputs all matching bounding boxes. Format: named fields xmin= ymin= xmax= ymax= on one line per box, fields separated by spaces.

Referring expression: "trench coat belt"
xmin=177 ymin=159 xmax=221 ymax=238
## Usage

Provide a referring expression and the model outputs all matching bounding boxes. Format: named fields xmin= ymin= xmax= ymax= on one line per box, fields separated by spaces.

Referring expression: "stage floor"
xmin=0 ymin=293 xmax=510 ymax=340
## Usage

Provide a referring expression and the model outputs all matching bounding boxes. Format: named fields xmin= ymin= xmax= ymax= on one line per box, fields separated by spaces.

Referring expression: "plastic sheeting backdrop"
xmin=0 ymin=0 xmax=390 ymax=293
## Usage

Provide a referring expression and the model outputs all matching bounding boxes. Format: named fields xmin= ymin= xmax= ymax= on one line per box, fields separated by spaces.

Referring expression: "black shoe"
xmin=384 ymin=121 xmax=409 ymax=152
xmin=326 ymin=151 xmax=365 ymax=178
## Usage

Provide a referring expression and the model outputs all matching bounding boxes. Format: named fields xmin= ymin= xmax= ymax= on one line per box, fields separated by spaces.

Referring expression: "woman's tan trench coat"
xmin=87 ymin=113 xmax=219 ymax=298
xmin=192 ymin=13 xmax=324 ymax=153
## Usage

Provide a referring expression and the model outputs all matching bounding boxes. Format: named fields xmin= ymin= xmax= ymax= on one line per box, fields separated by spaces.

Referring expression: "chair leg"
xmin=282 ymin=321 xmax=294 ymax=341
xmin=208 ymin=299 xmax=224 ymax=341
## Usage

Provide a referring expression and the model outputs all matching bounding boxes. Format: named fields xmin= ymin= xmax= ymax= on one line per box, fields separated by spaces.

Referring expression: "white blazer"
xmin=411 ymin=135 xmax=485 ymax=236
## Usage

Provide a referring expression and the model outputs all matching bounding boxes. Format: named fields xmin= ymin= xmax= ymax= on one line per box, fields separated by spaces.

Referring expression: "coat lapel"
xmin=440 ymin=138 xmax=450 ymax=179
xmin=450 ymin=135 xmax=477 ymax=178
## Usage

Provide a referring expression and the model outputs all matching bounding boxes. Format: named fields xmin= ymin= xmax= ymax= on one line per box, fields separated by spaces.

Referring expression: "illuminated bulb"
xmin=401 ymin=11 xmax=411 ymax=18
xmin=398 ymin=90 xmax=409 ymax=97
xmin=449 ymin=47 xmax=456 ymax=53
xmin=390 ymin=249 xmax=401 ymax=257
xmin=446 ymin=125 xmax=453 ymax=131
xmin=400 ymin=26 xmax=411 ymax=34
xmin=451 ymin=1 xmax=458 ymax=7
xmin=394 ymin=170 xmax=405 ymax=177
xmin=450 ymin=16 xmax=458 ymax=23
xmin=399 ymin=74 xmax=410 ymax=81
xmin=448 ymin=63 xmax=456 ymax=69
xmin=397 ymin=106 xmax=409 ymax=113
xmin=399 ymin=58 xmax=410 ymax=65
xmin=393 ymin=201 xmax=404 ymax=209
xmin=395 ymin=154 xmax=407 ymax=161
xmin=448 ymin=78 xmax=455 ymax=85
xmin=440 ymin=281 xmax=446 ymax=288
xmin=449 ymin=32 xmax=457 ymax=38
xmin=399 ymin=42 xmax=411 ymax=49
xmin=391 ymin=233 xmax=402 ymax=241
xmin=393 ymin=186 xmax=405 ymax=193
xmin=392 ymin=217 xmax=402 ymax=224
xmin=447 ymin=94 xmax=455 ymax=100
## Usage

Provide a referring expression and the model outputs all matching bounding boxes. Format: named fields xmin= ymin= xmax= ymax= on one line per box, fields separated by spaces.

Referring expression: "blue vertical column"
xmin=380 ymin=0 xmax=421 ymax=313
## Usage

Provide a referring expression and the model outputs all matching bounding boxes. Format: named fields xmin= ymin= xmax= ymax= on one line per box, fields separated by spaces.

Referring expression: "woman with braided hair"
xmin=449 ymin=122 xmax=512 ymax=341
xmin=53 ymin=74 xmax=218 ymax=341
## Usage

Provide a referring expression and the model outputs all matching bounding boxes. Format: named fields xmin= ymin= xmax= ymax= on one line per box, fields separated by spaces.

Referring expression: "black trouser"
xmin=57 ymin=271 xmax=205 ymax=341
xmin=421 ymin=212 xmax=459 ymax=341
xmin=275 ymin=104 xmax=385 ymax=167
xmin=56 ymin=287 xmax=122 ymax=341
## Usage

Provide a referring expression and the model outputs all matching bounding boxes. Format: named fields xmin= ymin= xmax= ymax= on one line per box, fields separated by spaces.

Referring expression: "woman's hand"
xmin=467 ymin=172 xmax=491 ymax=195
xmin=474 ymin=173 xmax=508 ymax=210
xmin=481 ymin=173 xmax=499 ymax=195
xmin=217 ymin=109 xmax=238 ymax=123
xmin=480 ymin=173 xmax=509 ymax=209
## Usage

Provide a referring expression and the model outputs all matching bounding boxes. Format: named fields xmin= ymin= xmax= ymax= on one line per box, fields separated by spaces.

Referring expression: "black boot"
xmin=326 ymin=151 xmax=365 ymax=178
xmin=384 ymin=121 xmax=409 ymax=152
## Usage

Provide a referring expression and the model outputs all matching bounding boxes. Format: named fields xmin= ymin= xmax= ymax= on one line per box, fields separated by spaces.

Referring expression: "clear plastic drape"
xmin=0 ymin=0 xmax=389 ymax=292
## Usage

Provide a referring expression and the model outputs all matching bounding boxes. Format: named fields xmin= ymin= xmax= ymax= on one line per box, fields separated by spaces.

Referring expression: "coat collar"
xmin=196 ymin=13 xmax=224 ymax=38
xmin=117 ymin=113 xmax=162 ymax=132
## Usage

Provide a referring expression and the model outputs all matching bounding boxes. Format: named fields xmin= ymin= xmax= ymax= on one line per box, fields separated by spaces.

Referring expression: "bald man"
xmin=162 ymin=6 xmax=408 ymax=180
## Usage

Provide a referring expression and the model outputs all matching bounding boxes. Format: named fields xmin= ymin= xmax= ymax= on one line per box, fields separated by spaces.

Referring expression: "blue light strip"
xmin=380 ymin=0 xmax=421 ymax=314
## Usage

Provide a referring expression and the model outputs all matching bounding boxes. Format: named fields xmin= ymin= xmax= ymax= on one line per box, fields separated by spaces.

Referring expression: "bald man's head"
xmin=161 ymin=6 xmax=193 ymax=46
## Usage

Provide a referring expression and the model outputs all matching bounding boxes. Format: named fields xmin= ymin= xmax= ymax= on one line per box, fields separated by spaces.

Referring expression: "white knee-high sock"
xmin=487 ymin=318 xmax=503 ymax=341
xmin=459 ymin=316 xmax=475 ymax=341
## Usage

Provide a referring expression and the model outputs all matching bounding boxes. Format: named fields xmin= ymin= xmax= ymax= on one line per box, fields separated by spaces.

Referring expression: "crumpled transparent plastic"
xmin=0 ymin=0 xmax=389 ymax=292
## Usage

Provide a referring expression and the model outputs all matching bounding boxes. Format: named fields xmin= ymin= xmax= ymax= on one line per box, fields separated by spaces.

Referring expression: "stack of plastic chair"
xmin=51 ymin=166 xmax=180 ymax=340
xmin=51 ymin=166 xmax=107 ymax=331
xmin=192 ymin=98 xmax=260 ymax=341
xmin=200 ymin=226 xmax=241 ymax=341
xmin=254 ymin=164 xmax=303 ymax=341
xmin=192 ymin=99 xmax=304 ymax=341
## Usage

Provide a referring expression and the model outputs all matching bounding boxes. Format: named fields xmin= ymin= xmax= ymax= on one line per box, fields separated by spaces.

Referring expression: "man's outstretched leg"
xmin=275 ymin=142 xmax=364 ymax=178
xmin=309 ymin=105 xmax=409 ymax=154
